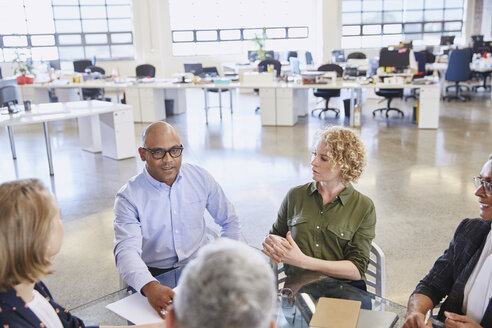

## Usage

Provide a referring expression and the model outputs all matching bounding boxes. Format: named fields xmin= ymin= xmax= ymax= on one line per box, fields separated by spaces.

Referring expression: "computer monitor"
xmin=440 ymin=35 xmax=455 ymax=46
xmin=332 ymin=50 xmax=345 ymax=63
xmin=184 ymin=63 xmax=203 ymax=76
xmin=472 ymin=41 xmax=492 ymax=55
xmin=379 ymin=47 xmax=410 ymax=69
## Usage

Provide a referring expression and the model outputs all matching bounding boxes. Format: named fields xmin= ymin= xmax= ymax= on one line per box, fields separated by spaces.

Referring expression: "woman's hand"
xmin=262 ymin=231 xmax=307 ymax=267
xmin=444 ymin=312 xmax=482 ymax=328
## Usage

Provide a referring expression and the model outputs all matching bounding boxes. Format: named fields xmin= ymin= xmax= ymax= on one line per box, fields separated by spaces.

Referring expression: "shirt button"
xmin=316 ymin=226 xmax=320 ymax=229
xmin=173 ymin=210 xmax=176 ymax=214
xmin=315 ymin=244 xmax=319 ymax=247
xmin=175 ymin=229 xmax=179 ymax=234
xmin=320 ymin=211 xmax=323 ymax=214
xmin=341 ymin=233 xmax=344 ymax=237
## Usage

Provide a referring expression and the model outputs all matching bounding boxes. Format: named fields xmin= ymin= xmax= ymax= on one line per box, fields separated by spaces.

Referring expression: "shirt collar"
xmin=143 ymin=165 xmax=183 ymax=190
xmin=308 ymin=182 xmax=354 ymax=206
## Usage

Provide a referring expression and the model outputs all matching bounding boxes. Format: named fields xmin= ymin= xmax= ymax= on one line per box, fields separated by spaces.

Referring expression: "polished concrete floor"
xmin=1 ymin=87 xmax=491 ymax=313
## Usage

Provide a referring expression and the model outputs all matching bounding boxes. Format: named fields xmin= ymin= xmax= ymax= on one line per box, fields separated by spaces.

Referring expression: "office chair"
xmin=0 ymin=84 xmax=19 ymax=113
xmin=81 ymin=66 xmax=108 ymax=101
xmin=73 ymin=59 xmax=92 ymax=73
xmin=404 ymin=51 xmax=426 ymax=101
xmin=347 ymin=52 xmax=366 ymax=60
xmin=202 ymin=66 xmax=233 ymax=124
xmin=286 ymin=51 xmax=298 ymax=60
xmin=136 ymin=64 xmax=156 ymax=78
xmin=305 ymin=51 xmax=313 ymax=65
xmin=443 ymin=49 xmax=471 ymax=101
xmin=273 ymin=242 xmax=386 ymax=297
xmin=311 ymin=64 xmax=343 ymax=118
xmin=254 ymin=59 xmax=282 ymax=113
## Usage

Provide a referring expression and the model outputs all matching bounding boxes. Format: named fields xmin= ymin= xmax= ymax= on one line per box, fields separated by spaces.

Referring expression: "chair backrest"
xmin=273 ymin=241 xmax=386 ymax=298
xmin=258 ymin=59 xmax=282 ymax=77
xmin=73 ymin=60 xmax=92 ymax=73
xmin=286 ymin=51 xmax=298 ymax=60
xmin=414 ymin=52 xmax=426 ymax=76
xmin=366 ymin=242 xmax=386 ymax=298
xmin=136 ymin=64 xmax=156 ymax=78
xmin=347 ymin=52 xmax=366 ymax=60
xmin=87 ymin=65 xmax=105 ymax=75
xmin=446 ymin=49 xmax=471 ymax=82
xmin=305 ymin=51 xmax=313 ymax=65
xmin=0 ymin=85 xmax=19 ymax=108
xmin=317 ymin=63 xmax=343 ymax=77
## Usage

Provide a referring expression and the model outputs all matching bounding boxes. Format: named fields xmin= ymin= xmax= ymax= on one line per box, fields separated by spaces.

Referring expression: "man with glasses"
xmin=113 ymin=121 xmax=241 ymax=319
xmin=403 ymin=154 xmax=492 ymax=328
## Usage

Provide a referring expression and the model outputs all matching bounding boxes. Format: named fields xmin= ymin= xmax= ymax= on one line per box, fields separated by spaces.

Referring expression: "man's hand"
xmin=444 ymin=312 xmax=482 ymax=328
xmin=141 ymin=281 xmax=175 ymax=319
xmin=402 ymin=311 xmax=432 ymax=328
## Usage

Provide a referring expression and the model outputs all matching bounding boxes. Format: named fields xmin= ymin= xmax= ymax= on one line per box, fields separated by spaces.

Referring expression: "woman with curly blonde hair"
xmin=262 ymin=126 xmax=376 ymax=289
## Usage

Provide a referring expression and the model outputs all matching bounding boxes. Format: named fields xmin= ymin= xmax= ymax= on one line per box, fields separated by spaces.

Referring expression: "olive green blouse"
xmin=270 ymin=182 xmax=376 ymax=280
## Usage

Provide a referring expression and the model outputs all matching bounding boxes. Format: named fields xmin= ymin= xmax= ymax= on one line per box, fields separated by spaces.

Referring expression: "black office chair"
xmin=347 ymin=52 xmax=366 ymax=60
xmin=443 ymin=49 xmax=471 ymax=101
xmin=0 ymin=84 xmax=19 ymax=113
xmin=81 ymin=66 xmax=108 ymax=101
xmin=202 ymin=66 xmax=233 ymax=123
xmin=73 ymin=60 xmax=92 ymax=73
xmin=305 ymin=51 xmax=313 ymax=65
xmin=311 ymin=64 xmax=343 ymax=118
xmin=136 ymin=64 xmax=156 ymax=78
xmin=254 ymin=59 xmax=282 ymax=113
xmin=286 ymin=51 xmax=298 ymax=60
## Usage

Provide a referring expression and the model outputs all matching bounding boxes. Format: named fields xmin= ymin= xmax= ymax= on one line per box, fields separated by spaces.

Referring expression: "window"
xmin=0 ymin=0 xmax=134 ymax=62
xmin=168 ymin=0 xmax=314 ymax=56
xmin=341 ymin=0 xmax=465 ymax=49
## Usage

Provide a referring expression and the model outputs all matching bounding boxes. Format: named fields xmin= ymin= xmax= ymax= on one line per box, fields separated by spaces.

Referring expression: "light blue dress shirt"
xmin=113 ymin=163 xmax=241 ymax=293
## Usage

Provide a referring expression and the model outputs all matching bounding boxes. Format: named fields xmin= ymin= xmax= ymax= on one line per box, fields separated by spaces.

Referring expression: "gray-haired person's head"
xmin=173 ymin=238 xmax=276 ymax=328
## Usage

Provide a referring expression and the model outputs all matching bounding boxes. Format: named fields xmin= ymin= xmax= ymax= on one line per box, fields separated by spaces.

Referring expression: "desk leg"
xmin=349 ymin=88 xmax=355 ymax=127
xmin=42 ymin=122 xmax=54 ymax=176
xmin=7 ymin=126 xmax=17 ymax=160
xmin=219 ymin=89 xmax=223 ymax=119
xmin=203 ymin=89 xmax=209 ymax=124
xmin=229 ymin=89 xmax=234 ymax=114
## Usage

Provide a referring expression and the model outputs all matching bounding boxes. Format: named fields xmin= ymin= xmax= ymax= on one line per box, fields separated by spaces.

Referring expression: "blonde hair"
xmin=0 ymin=179 xmax=57 ymax=291
xmin=314 ymin=126 xmax=367 ymax=185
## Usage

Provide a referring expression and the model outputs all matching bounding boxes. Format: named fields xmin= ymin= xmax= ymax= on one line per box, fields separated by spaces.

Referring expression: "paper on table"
xmin=106 ymin=292 xmax=163 ymax=325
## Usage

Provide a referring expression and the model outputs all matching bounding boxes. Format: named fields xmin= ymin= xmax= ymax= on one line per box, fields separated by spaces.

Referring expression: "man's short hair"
xmin=0 ymin=179 xmax=56 ymax=292
xmin=174 ymin=238 xmax=276 ymax=328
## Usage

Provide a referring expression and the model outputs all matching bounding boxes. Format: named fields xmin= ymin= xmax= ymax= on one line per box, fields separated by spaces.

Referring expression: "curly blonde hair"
xmin=314 ymin=126 xmax=367 ymax=185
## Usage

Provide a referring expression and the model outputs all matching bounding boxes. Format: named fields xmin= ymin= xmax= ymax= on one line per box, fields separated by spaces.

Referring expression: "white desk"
xmin=0 ymin=101 xmax=136 ymax=176
xmin=19 ymin=79 xmax=441 ymax=129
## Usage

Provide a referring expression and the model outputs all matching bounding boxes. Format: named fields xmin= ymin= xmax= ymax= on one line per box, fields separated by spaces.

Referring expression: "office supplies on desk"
xmin=309 ymin=297 xmax=361 ymax=328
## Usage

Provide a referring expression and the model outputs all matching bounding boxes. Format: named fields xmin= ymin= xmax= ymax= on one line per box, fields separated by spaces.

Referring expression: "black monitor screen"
xmin=332 ymin=50 xmax=345 ymax=63
xmin=472 ymin=41 xmax=492 ymax=55
xmin=184 ymin=63 xmax=203 ymax=76
xmin=440 ymin=35 xmax=455 ymax=46
xmin=379 ymin=48 xmax=410 ymax=68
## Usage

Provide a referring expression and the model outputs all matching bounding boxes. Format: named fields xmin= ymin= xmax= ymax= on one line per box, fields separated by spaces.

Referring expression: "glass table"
xmin=72 ymin=266 xmax=406 ymax=327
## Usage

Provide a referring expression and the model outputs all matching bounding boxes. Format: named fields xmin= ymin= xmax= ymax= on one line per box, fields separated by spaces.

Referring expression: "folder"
xmin=309 ymin=297 xmax=361 ymax=328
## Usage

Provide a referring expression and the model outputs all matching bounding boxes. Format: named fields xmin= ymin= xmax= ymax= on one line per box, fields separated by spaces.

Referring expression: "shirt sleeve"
xmin=203 ymin=170 xmax=241 ymax=240
xmin=270 ymin=190 xmax=290 ymax=237
xmin=413 ymin=220 xmax=465 ymax=306
xmin=113 ymin=192 xmax=157 ymax=294
xmin=343 ymin=201 xmax=376 ymax=279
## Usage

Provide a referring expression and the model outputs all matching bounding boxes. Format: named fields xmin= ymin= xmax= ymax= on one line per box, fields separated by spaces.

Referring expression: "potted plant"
xmin=13 ymin=50 xmax=34 ymax=85
xmin=253 ymin=27 xmax=270 ymax=61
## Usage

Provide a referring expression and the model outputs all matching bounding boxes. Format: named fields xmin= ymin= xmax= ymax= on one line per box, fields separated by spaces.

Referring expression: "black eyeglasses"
xmin=473 ymin=176 xmax=492 ymax=196
xmin=142 ymin=146 xmax=183 ymax=160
